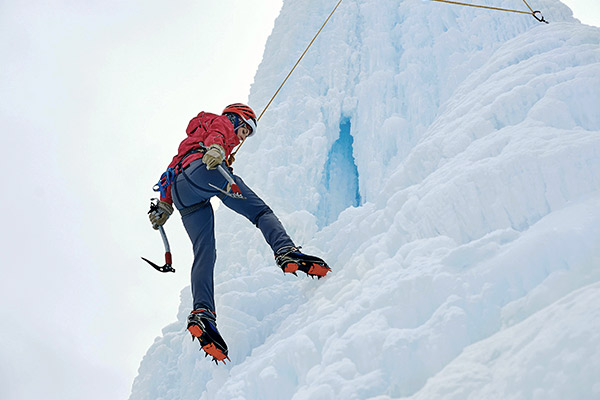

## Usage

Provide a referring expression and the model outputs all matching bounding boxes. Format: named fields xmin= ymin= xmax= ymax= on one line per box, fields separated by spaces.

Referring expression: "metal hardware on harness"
xmin=532 ymin=10 xmax=548 ymax=23
xmin=153 ymin=168 xmax=176 ymax=198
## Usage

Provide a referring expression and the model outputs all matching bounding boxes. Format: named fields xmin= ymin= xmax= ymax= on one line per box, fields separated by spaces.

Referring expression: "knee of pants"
xmin=253 ymin=207 xmax=274 ymax=227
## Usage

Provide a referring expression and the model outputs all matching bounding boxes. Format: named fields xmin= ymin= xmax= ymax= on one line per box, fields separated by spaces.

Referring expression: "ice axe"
xmin=142 ymin=199 xmax=175 ymax=273
xmin=198 ymin=142 xmax=246 ymax=200
xmin=209 ymin=164 xmax=246 ymax=200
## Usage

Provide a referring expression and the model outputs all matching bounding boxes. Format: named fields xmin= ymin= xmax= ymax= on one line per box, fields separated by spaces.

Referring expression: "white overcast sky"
xmin=0 ymin=1 xmax=283 ymax=399
xmin=562 ymin=0 xmax=600 ymax=26
xmin=0 ymin=1 xmax=597 ymax=400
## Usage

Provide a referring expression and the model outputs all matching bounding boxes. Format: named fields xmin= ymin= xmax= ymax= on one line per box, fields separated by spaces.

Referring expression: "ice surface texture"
xmin=130 ymin=1 xmax=600 ymax=399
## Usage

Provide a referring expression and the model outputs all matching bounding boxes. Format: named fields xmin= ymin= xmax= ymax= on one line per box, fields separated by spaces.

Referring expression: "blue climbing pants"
xmin=171 ymin=159 xmax=295 ymax=314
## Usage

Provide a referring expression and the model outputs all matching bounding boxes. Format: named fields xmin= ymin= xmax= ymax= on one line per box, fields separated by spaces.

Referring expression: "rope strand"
xmin=258 ymin=0 xmax=345 ymax=123
xmin=228 ymin=0 xmax=547 ymax=165
xmin=521 ymin=0 xmax=535 ymax=13
xmin=228 ymin=0 xmax=345 ymax=165
xmin=431 ymin=0 xmax=547 ymax=22
xmin=431 ymin=0 xmax=531 ymax=15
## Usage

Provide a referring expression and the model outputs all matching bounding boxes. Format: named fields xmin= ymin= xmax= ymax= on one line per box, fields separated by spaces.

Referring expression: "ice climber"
xmin=148 ymin=103 xmax=331 ymax=363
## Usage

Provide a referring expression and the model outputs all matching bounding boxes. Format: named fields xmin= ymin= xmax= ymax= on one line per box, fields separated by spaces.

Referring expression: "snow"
xmin=130 ymin=0 xmax=600 ymax=399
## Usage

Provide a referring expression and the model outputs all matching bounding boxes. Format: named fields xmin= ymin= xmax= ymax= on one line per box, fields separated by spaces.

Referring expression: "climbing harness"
xmin=152 ymin=148 xmax=202 ymax=197
xmin=154 ymin=168 xmax=176 ymax=199
xmin=144 ymin=144 xmax=242 ymax=271
xmin=431 ymin=0 xmax=548 ymax=23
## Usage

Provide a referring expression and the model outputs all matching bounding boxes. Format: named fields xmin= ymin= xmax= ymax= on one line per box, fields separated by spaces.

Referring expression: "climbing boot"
xmin=187 ymin=309 xmax=230 ymax=364
xmin=275 ymin=246 xmax=331 ymax=278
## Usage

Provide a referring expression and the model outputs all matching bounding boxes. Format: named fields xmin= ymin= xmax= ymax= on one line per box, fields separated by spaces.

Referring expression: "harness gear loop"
xmin=227 ymin=0 xmax=345 ymax=166
xmin=153 ymin=148 xmax=205 ymax=196
xmin=154 ymin=168 xmax=177 ymax=198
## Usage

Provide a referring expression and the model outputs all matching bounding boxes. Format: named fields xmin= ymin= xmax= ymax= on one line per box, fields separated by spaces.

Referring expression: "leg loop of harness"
xmin=173 ymin=160 xmax=210 ymax=212
xmin=180 ymin=200 xmax=211 ymax=217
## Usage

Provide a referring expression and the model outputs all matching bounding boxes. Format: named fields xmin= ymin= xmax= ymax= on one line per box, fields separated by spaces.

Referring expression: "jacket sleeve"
xmin=160 ymin=185 xmax=173 ymax=205
xmin=203 ymin=116 xmax=237 ymax=156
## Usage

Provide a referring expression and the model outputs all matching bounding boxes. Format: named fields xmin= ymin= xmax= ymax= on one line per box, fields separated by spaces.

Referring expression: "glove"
xmin=149 ymin=200 xmax=174 ymax=230
xmin=202 ymin=144 xmax=225 ymax=169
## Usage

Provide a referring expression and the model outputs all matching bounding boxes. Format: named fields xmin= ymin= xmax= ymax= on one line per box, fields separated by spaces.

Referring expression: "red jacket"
xmin=161 ymin=112 xmax=240 ymax=204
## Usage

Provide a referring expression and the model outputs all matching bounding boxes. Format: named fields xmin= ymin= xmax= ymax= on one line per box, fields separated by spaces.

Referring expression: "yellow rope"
xmin=431 ymin=0 xmax=532 ymax=15
xmin=521 ymin=0 xmax=535 ymax=13
xmin=228 ymin=0 xmax=345 ymax=165
xmin=431 ymin=0 xmax=549 ymax=22
xmin=257 ymin=0 xmax=345 ymax=123
xmin=228 ymin=0 xmax=546 ymax=166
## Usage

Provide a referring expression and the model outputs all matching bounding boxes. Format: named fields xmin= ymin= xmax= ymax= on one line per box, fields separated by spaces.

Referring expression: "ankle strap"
xmin=191 ymin=308 xmax=216 ymax=319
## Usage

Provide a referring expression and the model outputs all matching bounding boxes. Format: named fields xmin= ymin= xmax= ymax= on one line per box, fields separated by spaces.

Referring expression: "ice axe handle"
xmin=148 ymin=226 xmax=175 ymax=273
xmin=198 ymin=142 xmax=245 ymax=199
xmin=216 ymin=164 xmax=244 ymax=195
xmin=215 ymin=164 xmax=245 ymax=198
xmin=158 ymin=225 xmax=171 ymax=253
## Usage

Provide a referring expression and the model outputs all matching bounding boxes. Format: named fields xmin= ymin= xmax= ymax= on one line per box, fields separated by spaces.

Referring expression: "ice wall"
xmin=243 ymin=0 xmax=576 ymax=210
xmin=130 ymin=1 xmax=600 ymax=399
xmin=317 ymin=117 xmax=361 ymax=226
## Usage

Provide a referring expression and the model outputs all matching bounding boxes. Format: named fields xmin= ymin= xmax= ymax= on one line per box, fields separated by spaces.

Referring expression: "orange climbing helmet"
xmin=222 ymin=103 xmax=258 ymax=136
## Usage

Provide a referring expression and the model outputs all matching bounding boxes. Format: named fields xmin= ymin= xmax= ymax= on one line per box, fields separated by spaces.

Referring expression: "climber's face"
xmin=236 ymin=125 xmax=251 ymax=141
